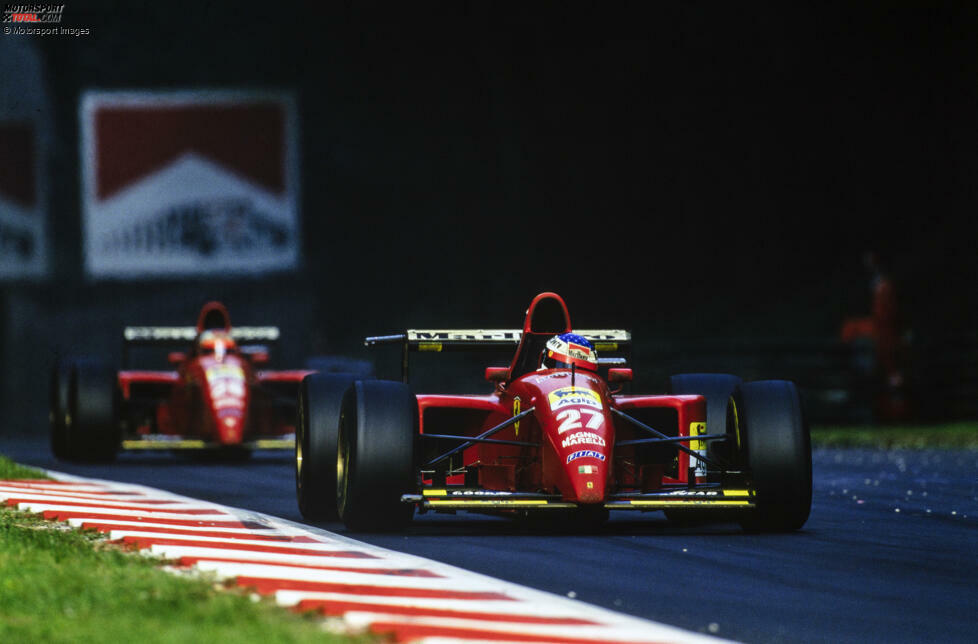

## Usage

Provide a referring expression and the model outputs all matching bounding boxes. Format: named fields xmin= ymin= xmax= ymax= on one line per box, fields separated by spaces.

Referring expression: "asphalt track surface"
xmin=4 ymin=435 xmax=976 ymax=644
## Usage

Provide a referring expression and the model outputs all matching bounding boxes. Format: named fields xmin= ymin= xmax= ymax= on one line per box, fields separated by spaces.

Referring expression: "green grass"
xmin=0 ymin=454 xmax=48 ymax=479
xmin=811 ymin=422 xmax=978 ymax=449
xmin=0 ymin=454 xmax=369 ymax=644
xmin=0 ymin=506 xmax=369 ymax=643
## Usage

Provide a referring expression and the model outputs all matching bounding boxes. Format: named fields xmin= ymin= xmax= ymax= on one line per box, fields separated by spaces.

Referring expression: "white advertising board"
xmin=80 ymin=90 xmax=300 ymax=278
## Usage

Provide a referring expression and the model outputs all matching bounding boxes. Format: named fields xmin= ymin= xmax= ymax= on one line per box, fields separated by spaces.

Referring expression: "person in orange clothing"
xmin=840 ymin=251 xmax=909 ymax=421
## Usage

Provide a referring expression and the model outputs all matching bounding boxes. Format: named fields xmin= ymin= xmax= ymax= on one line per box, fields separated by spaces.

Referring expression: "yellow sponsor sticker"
xmin=253 ymin=439 xmax=293 ymax=449
xmin=548 ymin=387 xmax=602 ymax=411
xmin=427 ymin=499 xmax=551 ymax=507
xmin=625 ymin=499 xmax=752 ymax=507
xmin=724 ymin=489 xmax=751 ymax=497
xmin=123 ymin=439 xmax=207 ymax=449
xmin=205 ymin=364 xmax=245 ymax=380
xmin=418 ymin=342 xmax=443 ymax=352
xmin=689 ymin=422 xmax=707 ymax=451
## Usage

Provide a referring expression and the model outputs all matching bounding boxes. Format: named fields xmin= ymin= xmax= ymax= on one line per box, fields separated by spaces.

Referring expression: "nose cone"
xmin=216 ymin=412 xmax=244 ymax=444
xmin=204 ymin=360 xmax=248 ymax=445
xmin=565 ymin=452 xmax=607 ymax=503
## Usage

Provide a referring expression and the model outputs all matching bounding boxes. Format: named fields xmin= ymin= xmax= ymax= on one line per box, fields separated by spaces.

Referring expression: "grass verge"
xmin=811 ymin=422 xmax=978 ymax=449
xmin=0 ymin=454 xmax=48 ymax=479
xmin=0 ymin=455 xmax=369 ymax=643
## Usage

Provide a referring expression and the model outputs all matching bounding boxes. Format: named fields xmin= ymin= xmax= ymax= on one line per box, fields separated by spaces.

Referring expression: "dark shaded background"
xmin=3 ymin=1 xmax=977 ymax=432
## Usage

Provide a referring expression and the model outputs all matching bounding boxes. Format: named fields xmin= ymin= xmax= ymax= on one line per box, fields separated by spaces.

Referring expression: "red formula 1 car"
xmin=295 ymin=292 xmax=812 ymax=532
xmin=50 ymin=301 xmax=315 ymax=462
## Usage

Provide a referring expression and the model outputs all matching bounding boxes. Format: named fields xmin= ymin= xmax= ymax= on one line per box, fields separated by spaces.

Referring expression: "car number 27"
xmin=556 ymin=408 xmax=603 ymax=434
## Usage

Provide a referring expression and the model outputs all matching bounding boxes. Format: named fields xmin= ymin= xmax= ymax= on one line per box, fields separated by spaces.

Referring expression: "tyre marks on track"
xmin=1 ymin=475 xmax=726 ymax=644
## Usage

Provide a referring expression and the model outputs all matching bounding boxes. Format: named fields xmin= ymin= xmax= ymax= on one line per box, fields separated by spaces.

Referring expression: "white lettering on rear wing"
xmin=365 ymin=329 xmax=631 ymax=382
xmin=124 ymin=326 xmax=280 ymax=343
xmin=366 ymin=329 xmax=630 ymax=348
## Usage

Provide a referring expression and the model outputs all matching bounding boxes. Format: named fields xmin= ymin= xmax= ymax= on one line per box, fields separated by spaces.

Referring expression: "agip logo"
xmin=547 ymin=387 xmax=602 ymax=411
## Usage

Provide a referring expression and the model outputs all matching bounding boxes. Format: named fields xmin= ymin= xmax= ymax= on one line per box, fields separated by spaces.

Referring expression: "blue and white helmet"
xmin=542 ymin=332 xmax=598 ymax=372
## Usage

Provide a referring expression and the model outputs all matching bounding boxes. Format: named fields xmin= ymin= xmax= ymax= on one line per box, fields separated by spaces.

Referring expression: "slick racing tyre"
xmin=50 ymin=360 xmax=72 ymax=460
xmin=732 ymin=380 xmax=812 ymax=532
xmin=65 ymin=359 xmax=119 ymax=463
xmin=296 ymin=373 xmax=355 ymax=521
xmin=337 ymin=380 xmax=417 ymax=531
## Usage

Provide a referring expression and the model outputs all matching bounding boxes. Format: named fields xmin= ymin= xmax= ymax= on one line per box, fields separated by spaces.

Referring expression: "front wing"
xmin=404 ymin=485 xmax=756 ymax=512
xmin=120 ymin=435 xmax=295 ymax=451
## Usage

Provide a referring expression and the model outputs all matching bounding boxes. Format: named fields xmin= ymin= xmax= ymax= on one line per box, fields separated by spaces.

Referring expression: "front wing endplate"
xmin=605 ymin=488 xmax=755 ymax=510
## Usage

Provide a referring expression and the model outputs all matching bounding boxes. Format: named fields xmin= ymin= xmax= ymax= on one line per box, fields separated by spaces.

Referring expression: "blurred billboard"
xmin=80 ymin=90 xmax=300 ymax=278
xmin=0 ymin=37 xmax=50 ymax=279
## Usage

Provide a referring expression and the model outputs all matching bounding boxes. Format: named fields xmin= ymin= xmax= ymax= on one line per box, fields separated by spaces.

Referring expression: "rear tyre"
xmin=50 ymin=360 xmax=72 ymax=460
xmin=732 ymin=380 xmax=812 ymax=532
xmin=295 ymin=373 xmax=354 ymax=520
xmin=666 ymin=374 xmax=742 ymax=525
xmin=66 ymin=359 xmax=119 ymax=463
xmin=337 ymin=380 xmax=416 ymax=531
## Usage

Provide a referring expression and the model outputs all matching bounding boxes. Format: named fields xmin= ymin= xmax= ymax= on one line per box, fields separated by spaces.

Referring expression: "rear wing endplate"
xmin=365 ymin=329 xmax=631 ymax=382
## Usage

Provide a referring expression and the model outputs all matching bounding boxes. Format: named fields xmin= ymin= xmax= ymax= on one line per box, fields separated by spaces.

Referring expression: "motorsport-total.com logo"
xmin=2 ymin=3 xmax=64 ymax=23
xmin=3 ymin=3 xmax=90 ymax=36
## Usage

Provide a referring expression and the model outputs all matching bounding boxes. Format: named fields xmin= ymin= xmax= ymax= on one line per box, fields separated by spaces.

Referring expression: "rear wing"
xmin=122 ymin=326 xmax=280 ymax=366
xmin=124 ymin=327 xmax=281 ymax=343
xmin=365 ymin=329 xmax=631 ymax=382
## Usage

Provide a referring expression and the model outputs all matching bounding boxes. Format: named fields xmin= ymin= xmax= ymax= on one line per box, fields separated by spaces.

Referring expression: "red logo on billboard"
xmin=94 ymin=104 xmax=287 ymax=200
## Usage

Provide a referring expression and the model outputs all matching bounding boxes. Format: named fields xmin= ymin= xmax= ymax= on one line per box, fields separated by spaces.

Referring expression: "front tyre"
xmin=65 ymin=359 xmax=119 ymax=463
xmin=732 ymin=380 xmax=812 ymax=532
xmin=337 ymin=380 xmax=417 ymax=532
xmin=295 ymin=373 xmax=354 ymax=520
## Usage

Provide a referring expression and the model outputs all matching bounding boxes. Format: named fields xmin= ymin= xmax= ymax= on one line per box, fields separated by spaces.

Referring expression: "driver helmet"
xmin=541 ymin=332 xmax=598 ymax=372
xmin=197 ymin=329 xmax=237 ymax=362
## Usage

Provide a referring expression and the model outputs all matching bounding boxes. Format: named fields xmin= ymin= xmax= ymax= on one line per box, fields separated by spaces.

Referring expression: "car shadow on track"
xmin=321 ymin=513 xmax=748 ymax=538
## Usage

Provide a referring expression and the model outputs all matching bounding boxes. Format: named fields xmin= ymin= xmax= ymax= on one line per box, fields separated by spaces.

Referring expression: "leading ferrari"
xmin=296 ymin=292 xmax=811 ymax=532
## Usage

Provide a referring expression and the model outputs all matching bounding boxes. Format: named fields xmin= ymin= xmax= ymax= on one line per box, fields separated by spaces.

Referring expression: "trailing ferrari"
xmin=50 ymin=301 xmax=314 ymax=462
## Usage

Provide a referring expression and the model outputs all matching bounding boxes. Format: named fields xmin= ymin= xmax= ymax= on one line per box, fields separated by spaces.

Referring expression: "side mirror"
xmin=167 ymin=351 xmax=187 ymax=365
xmin=607 ymin=368 xmax=633 ymax=383
xmin=485 ymin=367 xmax=510 ymax=382
xmin=240 ymin=345 xmax=270 ymax=364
